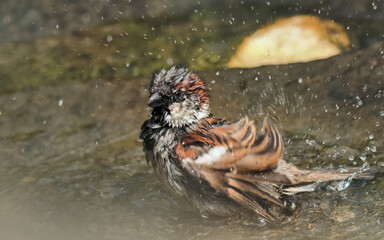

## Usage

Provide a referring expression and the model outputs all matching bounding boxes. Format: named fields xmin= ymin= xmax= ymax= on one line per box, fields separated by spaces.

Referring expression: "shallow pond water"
xmin=0 ymin=1 xmax=384 ymax=240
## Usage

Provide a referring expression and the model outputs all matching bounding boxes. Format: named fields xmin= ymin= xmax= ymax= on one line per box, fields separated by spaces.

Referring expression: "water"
xmin=0 ymin=1 xmax=383 ymax=239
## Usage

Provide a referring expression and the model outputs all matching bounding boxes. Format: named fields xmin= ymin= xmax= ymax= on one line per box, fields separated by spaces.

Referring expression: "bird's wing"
xmin=175 ymin=117 xmax=287 ymax=219
xmin=176 ymin=117 xmax=284 ymax=172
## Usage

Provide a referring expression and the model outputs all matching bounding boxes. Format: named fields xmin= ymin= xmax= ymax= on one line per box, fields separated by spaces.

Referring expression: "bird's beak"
xmin=147 ymin=92 xmax=165 ymax=108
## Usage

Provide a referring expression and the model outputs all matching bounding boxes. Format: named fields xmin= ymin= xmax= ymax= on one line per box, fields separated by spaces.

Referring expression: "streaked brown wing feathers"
xmin=176 ymin=117 xmax=286 ymax=219
xmin=176 ymin=117 xmax=285 ymax=171
xmin=236 ymin=119 xmax=284 ymax=172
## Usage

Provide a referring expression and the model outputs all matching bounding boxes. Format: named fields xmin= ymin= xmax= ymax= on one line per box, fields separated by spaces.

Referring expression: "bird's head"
xmin=147 ymin=66 xmax=210 ymax=128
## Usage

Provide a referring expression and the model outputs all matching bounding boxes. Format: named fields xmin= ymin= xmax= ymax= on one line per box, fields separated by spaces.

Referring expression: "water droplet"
xmin=106 ymin=35 xmax=113 ymax=42
xmin=369 ymin=134 xmax=374 ymax=140
xmin=357 ymin=99 xmax=363 ymax=106
xmin=371 ymin=146 xmax=377 ymax=152
xmin=166 ymin=58 xmax=174 ymax=65
xmin=58 ymin=99 xmax=63 ymax=107
xmin=305 ymin=139 xmax=315 ymax=145
xmin=336 ymin=176 xmax=352 ymax=191
xmin=359 ymin=155 xmax=367 ymax=161
xmin=298 ymin=78 xmax=303 ymax=84
xmin=216 ymin=71 xmax=220 ymax=76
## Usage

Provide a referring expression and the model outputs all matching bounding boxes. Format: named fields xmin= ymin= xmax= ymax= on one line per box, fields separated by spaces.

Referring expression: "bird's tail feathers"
xmin=277 ymin=160 xmax=378 ymax=195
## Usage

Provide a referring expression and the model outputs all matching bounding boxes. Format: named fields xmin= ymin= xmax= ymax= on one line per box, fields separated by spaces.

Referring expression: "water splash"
xmin=336 ymin=162 xmax=370 ymax=191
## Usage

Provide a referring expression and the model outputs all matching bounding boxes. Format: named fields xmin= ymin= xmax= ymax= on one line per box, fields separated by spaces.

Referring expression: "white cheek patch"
xmin=169 ymin=102 xmax=187 ymax=118
xmin=193 ymin=146 xmax=227 ymax=166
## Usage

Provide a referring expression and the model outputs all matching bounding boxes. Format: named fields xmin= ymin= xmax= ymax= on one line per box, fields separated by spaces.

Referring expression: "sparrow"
xmin=139 ymin=66 xmax=375 ymax=220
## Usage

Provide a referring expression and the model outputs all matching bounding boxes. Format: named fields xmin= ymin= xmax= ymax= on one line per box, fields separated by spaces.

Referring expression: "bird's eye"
xmin=173 ymin=92 xmax=185 ymax=102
